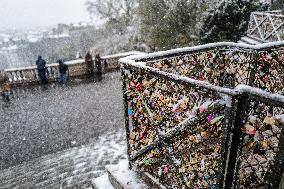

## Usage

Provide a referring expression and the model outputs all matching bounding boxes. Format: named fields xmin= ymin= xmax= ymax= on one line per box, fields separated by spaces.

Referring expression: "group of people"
xmin=36 ymin=56 xmax=69 ymax=85
xmin=0 ymin=50 xmax=103 ymax=102
xmin=85 ymin=50 xmax=103 ymax=81
xmin=36 ymin=50 xmax=103 ymax=84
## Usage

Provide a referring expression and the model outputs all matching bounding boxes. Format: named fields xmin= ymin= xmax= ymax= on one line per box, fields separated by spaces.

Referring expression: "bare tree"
xmin=86 ymin=0 xmax=137 ymax=26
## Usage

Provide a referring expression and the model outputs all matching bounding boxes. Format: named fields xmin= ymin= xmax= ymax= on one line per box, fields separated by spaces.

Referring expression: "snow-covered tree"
xmin=271 ymin=0 xmax=284 ymax=10
xmin=86 ymin=0 xmax=138 ymax=32
xmin=84 ymin=0 xmax=141 ymax=54
xmin=199 ymin=0 xmax=268 ymax=44
xmin=138 ymin=0 xmax=207 ymax=51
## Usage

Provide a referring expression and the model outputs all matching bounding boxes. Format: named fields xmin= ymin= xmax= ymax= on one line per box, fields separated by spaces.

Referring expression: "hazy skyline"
xmin=0 ymin=0 xmax=92 ymax=30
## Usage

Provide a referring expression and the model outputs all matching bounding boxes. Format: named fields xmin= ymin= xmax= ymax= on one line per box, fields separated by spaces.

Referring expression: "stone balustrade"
xmin=4 ymin=51 xmax=145 ymax=85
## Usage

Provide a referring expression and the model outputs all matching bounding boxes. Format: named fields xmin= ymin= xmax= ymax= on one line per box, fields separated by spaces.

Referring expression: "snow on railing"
xmin=4 ymin=51 xmax=145 ymax=84
xmin=122 ymin=41 xmax=284 ymax=94
xmin=120 ymin=41 xmax=284 ymax=188
xmin=247 ymin=10 xmax=284 ymax=42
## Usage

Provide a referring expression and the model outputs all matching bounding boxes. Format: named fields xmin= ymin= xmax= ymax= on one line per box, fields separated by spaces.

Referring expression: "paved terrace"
xmin=0 ymin=72 xmax=127 ymax=188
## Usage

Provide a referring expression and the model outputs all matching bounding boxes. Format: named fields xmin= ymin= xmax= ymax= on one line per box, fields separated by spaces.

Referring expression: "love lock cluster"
xmin=134 ymin=112 xmax=224 ymax=188
xmin=125 ymin=70 xmax=226 ymax=188
xmin=147 ymin=50 xmax=254 ymax=89
xmin=237 ymin=102 xmax=283 ymax=188
xmin=254 ymin=49 xmax=284 ymax=94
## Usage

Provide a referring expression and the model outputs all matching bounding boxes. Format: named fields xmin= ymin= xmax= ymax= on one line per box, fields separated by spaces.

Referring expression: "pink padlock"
xmin=163 ymin=165 xmax=169 ymax=174
xmin=207 ymin=114 xmax=214 ymax=122
xmin=199 ymin=106 xmax=206 ymax=113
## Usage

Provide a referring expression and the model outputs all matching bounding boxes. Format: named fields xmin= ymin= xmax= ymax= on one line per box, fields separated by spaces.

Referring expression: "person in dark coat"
xmin=0 ymin=70 xmax=11 ymax=101
xmin=57 ymin=60 xmax=69 ymax=84
xmin=36 ymin=56 xmax=48 ymax=84
xmin=85 ymin=51 xmax=94 ymax=78
xmin=95 ymin=52 xmax=102 ymax=81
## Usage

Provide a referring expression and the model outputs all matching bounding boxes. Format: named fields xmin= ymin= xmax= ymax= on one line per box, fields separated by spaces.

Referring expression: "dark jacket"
xmin=36 ymin=58 xmax=46 ymax=70
xmin=59 ymin=63 xmax=68 ymax=74
xmin=85 ymin=52 xmax=94 ymax=75
xmin=85 ymin=52 xmax=93 ymax=64
xmin=95 ymin=55 xmax=102 ymax=71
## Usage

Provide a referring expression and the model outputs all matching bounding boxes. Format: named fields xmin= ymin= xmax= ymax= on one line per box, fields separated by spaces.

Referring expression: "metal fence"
xmin=120 ymin=42 xmax=284 ymax=188
xmin=247 ymin=11 xmax=284 ymax=42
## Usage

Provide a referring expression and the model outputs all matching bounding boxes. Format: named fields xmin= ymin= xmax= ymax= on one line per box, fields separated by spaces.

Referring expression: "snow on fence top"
xmin=101 ymin=51 xmax=146 ymax=59
xmin=252 ymin=11 xmax=284 ymax=17
xmin=121 ymin=41 xmax=284 ymax=62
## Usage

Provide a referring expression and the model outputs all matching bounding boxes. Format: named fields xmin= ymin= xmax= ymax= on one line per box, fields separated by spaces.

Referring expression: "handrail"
xmin=122 ymin=41 xmax=284 ymax=62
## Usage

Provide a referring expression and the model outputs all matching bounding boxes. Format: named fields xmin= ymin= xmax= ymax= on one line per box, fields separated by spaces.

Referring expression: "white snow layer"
xmin=121 ymin=41 xmax=284 ymax=62
xmin=106 ymin=159 xmax=149 ymax=189
xmin=102 ymin=51 xmax=146 ymax=59
xmin=92 ymin=174 xmax=114 ymax=189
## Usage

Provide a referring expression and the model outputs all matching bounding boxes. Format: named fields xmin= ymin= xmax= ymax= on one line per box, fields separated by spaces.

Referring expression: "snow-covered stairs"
xmin=92 ymin=160 xmax=152 ymax=189
xmin=0 ymin=130 xmax=127 ymax=189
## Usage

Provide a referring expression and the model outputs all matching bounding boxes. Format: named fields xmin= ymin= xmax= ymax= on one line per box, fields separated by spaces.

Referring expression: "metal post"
xmin=248 ymin=50 xmax=258 ymax=87
xmin=216 ymin=96 xmax=237 ymax=189
xmin=224 ymin=94 xmax=249 ymax=189
xmin=121 ymin=66 xmax=132 ymax=169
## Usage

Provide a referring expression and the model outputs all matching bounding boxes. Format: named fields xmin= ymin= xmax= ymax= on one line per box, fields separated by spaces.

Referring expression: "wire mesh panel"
xmin=124 ymin=70 xmax=159 ymax=157
xmin=134 ymin=112 xmax=226 ymax=188
xmin=163 ymin=113 xmax=225 ymax=188
xmin=146 ymin=47 xmax=254 ymax=88
xmin=124 ymin=68 xmax=224 ymax=157
xmin=253 ymin=48 xmax=284 ymax=94
xmin=123 ymin=67 xmax=229 ymax=188
xmin=233 ymin=99 xmax=284 ymax=188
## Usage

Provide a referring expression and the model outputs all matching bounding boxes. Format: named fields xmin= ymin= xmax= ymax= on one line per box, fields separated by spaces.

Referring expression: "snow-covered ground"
xmin=0 ymin=71 xmax=127 ymax=188
xmin=0 ymin=72 xmax=125 ymax=170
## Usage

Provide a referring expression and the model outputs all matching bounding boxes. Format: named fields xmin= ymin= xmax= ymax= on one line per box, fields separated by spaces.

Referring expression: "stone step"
xmin=92 ymin=174 xmax=114 ymax=189
xmin=106 ymin=160 xmax=149 ymax=189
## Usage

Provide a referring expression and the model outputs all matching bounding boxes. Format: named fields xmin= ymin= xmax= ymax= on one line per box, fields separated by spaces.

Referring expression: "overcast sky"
xmin=0 ymin=0 xmax=91 ymax=30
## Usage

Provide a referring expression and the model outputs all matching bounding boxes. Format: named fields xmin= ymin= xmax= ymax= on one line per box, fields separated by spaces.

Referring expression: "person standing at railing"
xmin=95 ymin=51 xmax=102 ymax=81
xmin=57 ymin=60 xmax=69 ymax=84
xmin=85 ymin=51 xmax=94 ymax=78
xmin=36 ymin=56 xmax=48 ymax=84
xmin=0 ymin=70 xmax=11 ymax=101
